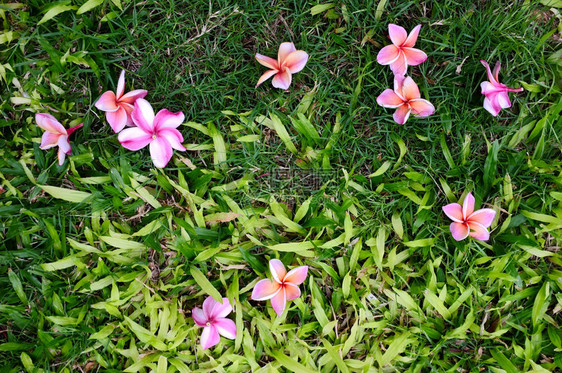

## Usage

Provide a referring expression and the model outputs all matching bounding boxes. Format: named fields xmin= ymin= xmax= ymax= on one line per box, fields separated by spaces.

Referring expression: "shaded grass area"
xmin=1 ymin=0 xmax=562 ymax=371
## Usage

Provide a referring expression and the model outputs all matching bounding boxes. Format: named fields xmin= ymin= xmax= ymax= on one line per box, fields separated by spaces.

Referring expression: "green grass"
xmin=1 ymin=0 xmax=562 ymax=371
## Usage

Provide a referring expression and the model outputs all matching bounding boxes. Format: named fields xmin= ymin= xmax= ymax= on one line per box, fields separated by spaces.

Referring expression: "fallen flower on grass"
xmin=36 ymin=113 xmax=82 ymax=166
xmin=480 ymin=60 xmax=524 ymax=117
xmin=192 ymin=296 xmax=236 ymax=350
xmin=95 ymin=70 xmax=148 ymax=133
xmin=251 ymin=259 xmax=308 ymax=316
xmin=118 ymin=98 xmax=185 ymax=168
xmin=377 ymin=24 xmax=427 ymax=76
xmin=255 ymin=42 xmax=309 ymax=90
xmin=442 ymin=192 xmax=496 ymax=241
xmin=376 ymin=75 xmax=435 ymax=124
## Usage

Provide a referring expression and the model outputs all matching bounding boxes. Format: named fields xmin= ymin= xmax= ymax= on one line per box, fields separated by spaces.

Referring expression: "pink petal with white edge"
xmin=154 ymin=109 xmax=185 ymax=131
xmin=442 ymin=203 xmax=464 ymax=223
xmin=118 ymin=127 xmax=152 ymax=151
xmin=278 ymin=42 xmax=296 ymax=65
xmin=284 ymin=266 xmax=308 ymax=286
xmin=409 ymin=99 xmax=435 ymax=117
xmin=57 ymin=147 xmax=67 ymax=166
xmin=483 ymin=96 xmax=500 ymax=117
xmin=468 ymin=221 xmax=490 ymax=241
xmin=57 ymin=135 xmax=71 ymax=155
xmin=106 ymin=106 xmax=128 ymax=133
xmin=256 ymin=69 xmax=278 ymax=87
xmin=200 ymin=325 xmax=220 ymax=350
xmin=272 ymin=68 xmax=292 ymax=90
xmin=116 ymin=70 xmax=126 ymax=99
xmin=256 ymin=54 xmax=278 ymax=70
xmin=403 ymin=25 xmax=421 ymax=48
xmin=389 ymin=52 xmax=407 ymax=76
xmin=214 ymin=318 xmax=236 ymax=340
xmin=36 ymin=113 xmax=67 ymax=134
xmin=401 ymin=76 xmax=421 ymax=100
xmin=377 ymin=44 xmax=401 ymax=65
xmin=94 ymin=91 xmax=118 ymax=112
xmin=131 ymin=99 xmax=155 ymax=133
xmin=402 ymin=47 xmax=427 ymax=66
xmin=462 ymin=193 xmax=475 ymax=220
xmin=388 ymin=24 xmax=408 ymax=46
xmin=269 ymin=259 xmax=287 ymax=284
xmin=450 ymin=222 xmax=469 ymax=241
xmin=283 ymin=51 xmax=308 ymax=74
xmin=468 ymin=208 xmax=496 ymax=228
xmin=192 ymin=307 xmax=207 ymax=326
xmin=270 ymin=288 xmax=287 ymax=316
xmin=159 ymin=129 xmax=186 ymax=151
xmin=40 ymin=132 xmax=60 ymax=149
xmin=284 ymin=283 xmax=301 ymax=301
xmin=497 ymin=92 xmax=511 ymax=109
xmin=377 ymin=89 xmax=404 ymax=108
xmin=120 ymin=89 xmax=148 ymax=104
xmin=202 ymin=296 xmax=217 ymax=319
xmin=210 ymin=298 xmax=232 ymax=320
xmin=393 ymin=75 xmax=406 ymax=99
xmin=393 ymin=104 xmax=411 ymax=125
xmin=480 ymin=60 xmax=498 ymax=85
xmin=251 ymin=279 xmax=281 ymax=301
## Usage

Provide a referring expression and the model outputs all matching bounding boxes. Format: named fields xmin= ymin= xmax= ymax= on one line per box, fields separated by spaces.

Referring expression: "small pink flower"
xmin=480 ymin=60 xmax=524 ymax=117
xmin=255 ymin=42 xmax=309 ymax=90
xmin=376 ymin=75 xmax=435 ymax=124
xmin=251 ymin=259 xmax=308 ymax=317
xmin=377 ymin=24 xmax=427 ymax=76
xmin=36 ymin=113 xmax=82 ymax=166
xmin=442 ymin=192 xmax=496 ymax=241
xmin=117 ymin=99 xmax=185 ymax=168
xmin=192 ymin=296 xmax=236 ymax=350
xmin=94 ymin=70 xmax=148 ymax=133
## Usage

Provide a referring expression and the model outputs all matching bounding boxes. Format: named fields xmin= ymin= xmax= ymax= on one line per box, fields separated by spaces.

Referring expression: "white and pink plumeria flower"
xmin=376 ymin=75 xmax=435 ymax=124
xmin=36 ymin=113 xmax=82 ymax=166
xmin=255 ymin=42 xmax=309 ymax=90
xmin=442 ymin=192 xmax=497 ymax=241
xmin=117 ymin=98 xmax=185 ymax=168
xmin=251 ymin=259 xmax=308 ymax=317
xmin=95 ymin=70 xmax=148 ymax=133
xmin=192 ymin=296 xmax=237 ymax=350
xmin=480 ymin=60 xmax=524 ymax=117
xmin=377 ymin=24 xmax=427 ymax=76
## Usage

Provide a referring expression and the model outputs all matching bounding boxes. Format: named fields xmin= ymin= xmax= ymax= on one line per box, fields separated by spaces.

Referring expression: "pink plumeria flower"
xmin=117 ymin=99 xmax=186 ymax=168
xmin=255 ymin=42 xmax=309 ymax=90
xmin=94 ymin=70 xmax=148 ymax=133
xmin=376 ymin=75 xmax=435 ymax=124
xmin=251 ymin=259 xmax=308 ymax=317
xmin=377 ymin=24 xmax=427 ymax=76
xmin=480 ymin=60 xmax=524 ymax=117
xmin=192 ymin=296 xmax=236 ymax=350
xmin=442 ymin=192 xmax=497 ymax=241
xmin=36 ymin=113 xmax=82 ymax=166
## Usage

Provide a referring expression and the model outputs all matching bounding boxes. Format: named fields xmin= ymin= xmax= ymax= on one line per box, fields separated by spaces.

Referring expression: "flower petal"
xmin=116 ymin=70 xmax=125 ymax=99
xmin=57 ymin=147 xmax=66 ymax=166
xmin=251 ymin=279 xmax=282 ymax=301
xmin=468 ymin=208 xmax=496 ymax=228
xmin=119 ymin=89 xmax=148 ymax=104
xmin=40 ymin=132 xmax=60 ymax=149
xmin=468 ymin=221 xmax=490 ymax=241
xmin=480 ymin=60 xmax=498 ymax=86
xmin=150 ymin=136 xmax=173 ymax=168
xmin=200 ymin=325 xmax=220 ymax=350
xmin=131 ymin=98 xmax=155 ymax=133
xmin=118 ymin=127 xmax=152 ymax=151
xmin=57 ymin=135 xmax=71 ymax=154
xmin=442 ymin=203 xmax=464 ymax=223
xmin=284 ymin=283 xmax=301 ymax=301
xmin=402 ymin=47 xmax=427 ymax=66
xmin=394 ymin=75 xmax=406 ymax=99
xmin=106 ymin=106 xmax=128 ymax=133
xmin=462 ymin=193 xmax=475 ymax=220
xmin=270 ymin=288 xmax=287 ymax=317
xmin=154 ymin=109 xmax=185 ymax=131
xmin=192 ymin=307 xmax=207 ymax=326
xmin=481 ymin=81 xmax=499 ymax=94
xmin=450 ymin=222 xmax=469 ymax=241
xmin=36 ymin=113 xmax=66 ymax=134
xmin=214 ymin=318 xmax=236 ymax=340
xmin=159 ymin=129 xmax=186 ymax=151
xmin=271 ymin=69 xmax=292 ymax=90
xmin=409 ymin=99 xmax=435 ymax=117
xmin=483 ymin=96 xmax=500 ymax=117
xmin=210 ymin=298 xmax=232 ymax=320
xmin=284 ymin=266 xmax=308 ymax=286
xmin=269 ymin=259 xmax=287 ymax=284
xmin=497 ymin=92 xmax=511 ymax=109
xmin=389 ymin=51 xmax=408 ymax=76
xmin=393 ymin=104 xmax=411 ymax=125
xmin=388 ymin=24 xmax=408 ymax=46
xmin=377 ymin=89 xmax=404 ymax=108
xmin=256 ymin=53 xmax=279 ymax=70
xmin=256 ymin=69 xmax=278 ymax=87
xmin=403 ymin=24 xmax=421 ymax=48
xmin=401 ymin=76 xmax=421 ymax=100
xmin=492 ymin=61 xmax=501 ymax=83
xmin=202 ymin=296 xmax=217 ymax=319
xmin=94 ymin=91 xmax=118 ymax=112
xmin=377 ymin=44 xmax=401 ymax=65
xmin=283 ymin=51 xmax=308 ymax=74
xmin=278 ymin=42 xmax=296 ymax=65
